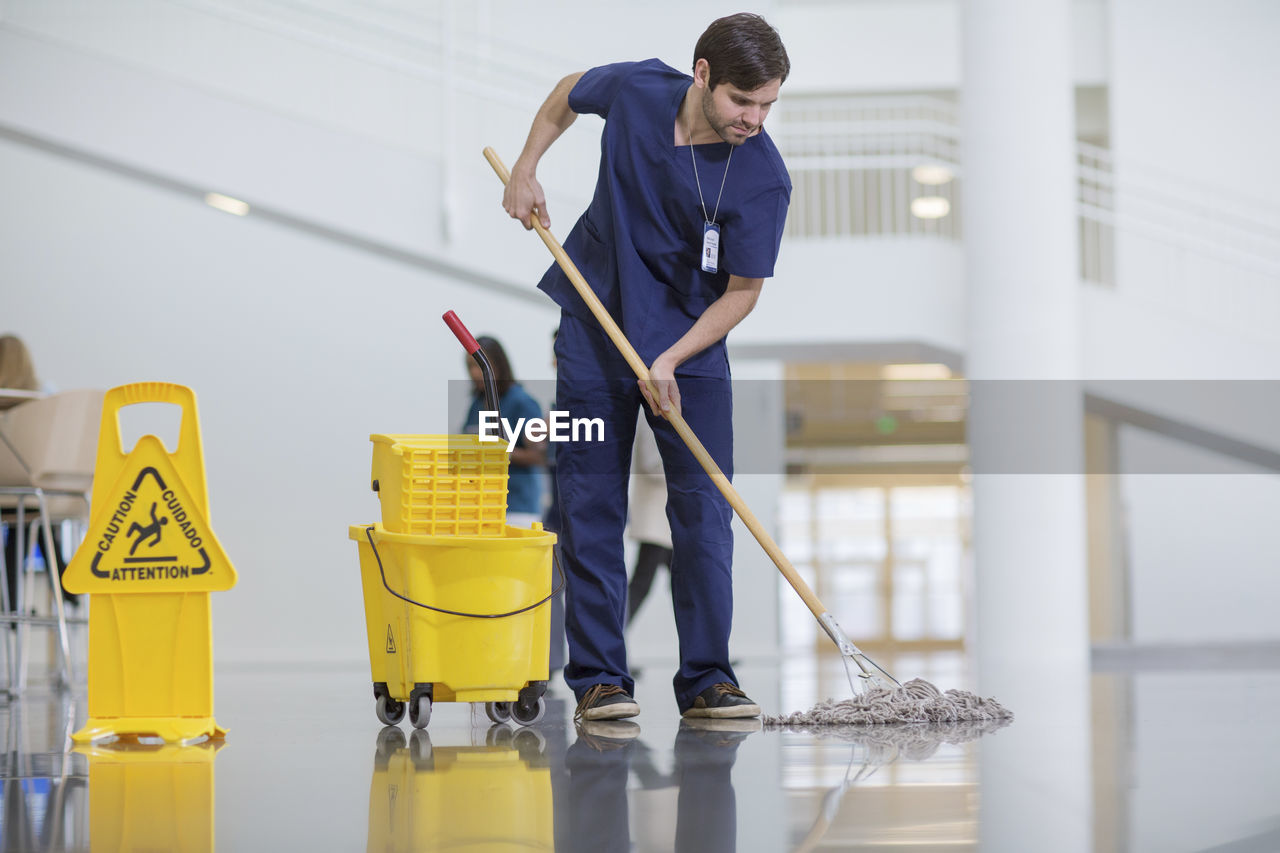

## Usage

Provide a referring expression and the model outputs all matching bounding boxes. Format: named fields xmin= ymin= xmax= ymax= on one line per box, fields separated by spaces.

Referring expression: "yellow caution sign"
xmin=65 ymin=436 xmax=234 ymax=593
xmin=64 ymin=382 xmax=237 ymax=744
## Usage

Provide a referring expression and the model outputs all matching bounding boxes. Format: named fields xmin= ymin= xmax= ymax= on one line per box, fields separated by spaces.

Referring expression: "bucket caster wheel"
xmin=409 ymin=695 xmax=432 ymax=730
xmin=485 ymin=701 xmax=512 ymax=724
xmin=409 ymin=729 xmax=433 ymax=766
xmin=510 ymin=696 xmax=546 ymax=726
xmin=375 ymin=725 xmax=407 ymax=757
xmin=512 ymin=726 xmax=547 ymax=763
xmin=486 ymin=724 xmax=515 ymax=748
xmin=376 ymin=694 xmax=406 ymax=726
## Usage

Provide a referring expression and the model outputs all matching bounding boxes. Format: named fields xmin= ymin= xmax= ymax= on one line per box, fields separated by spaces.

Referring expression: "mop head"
xmin=771 ymin=718 xmax=1012 ymax=761
xmin=763 ymin=678 xmax=1013 ymax=727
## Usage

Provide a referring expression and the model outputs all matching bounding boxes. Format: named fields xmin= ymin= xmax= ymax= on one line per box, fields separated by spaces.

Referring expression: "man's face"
xmin=701 ymin=77 xmax=781 ymax=146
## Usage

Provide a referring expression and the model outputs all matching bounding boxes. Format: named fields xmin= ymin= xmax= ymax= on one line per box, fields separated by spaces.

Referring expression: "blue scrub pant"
xmin=553 ymin=312 xmax=738 ymax=712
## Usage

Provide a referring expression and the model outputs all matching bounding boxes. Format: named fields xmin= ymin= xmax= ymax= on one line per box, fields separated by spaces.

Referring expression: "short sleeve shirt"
xmin=463 ymin=384 xmax=545 ymax=515
xmin=537 ymin=59 xmax=791 ymax=378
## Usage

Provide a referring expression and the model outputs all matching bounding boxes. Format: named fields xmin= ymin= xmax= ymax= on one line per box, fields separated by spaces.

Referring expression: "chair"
xmin=0 ymin=389 xmax=104 ymax=692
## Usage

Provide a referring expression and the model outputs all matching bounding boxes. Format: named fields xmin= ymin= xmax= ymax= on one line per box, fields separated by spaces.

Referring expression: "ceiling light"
xmin=911 ymin=163 xmax=954 ymax=185
xmin=910 ymin=196 xmax=951 ymax=219
xmin=204 ymin=192 xmax=250 ymax=216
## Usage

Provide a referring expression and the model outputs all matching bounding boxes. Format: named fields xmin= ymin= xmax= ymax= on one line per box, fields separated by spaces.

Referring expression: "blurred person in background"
xmin=460 ymin=335 xmax=547 ymax=528
xmin=0 ymin=334 xmax=39 ymax=390
xmin=625 ymin=417 xmax=672 ymax=627
xmin=0 ymin=334 xmax=75 ymax=610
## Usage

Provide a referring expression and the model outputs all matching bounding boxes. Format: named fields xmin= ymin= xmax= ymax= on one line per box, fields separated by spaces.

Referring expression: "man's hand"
xmin=503 ymin=162 xmax=550 ymax=230
xmin=640 ymin=355 xmax=681 ymax=418
xmin=502 ymin=71 xmax=583 ymax=231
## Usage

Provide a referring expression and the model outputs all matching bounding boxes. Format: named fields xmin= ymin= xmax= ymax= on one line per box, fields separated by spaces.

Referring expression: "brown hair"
xmin=475 ymin=336 xmax=517 ymax=397
xmin=693 ymin=13 xmax=790 ymax=92
xmin=0 ymin=335 xmax=38 ymax=390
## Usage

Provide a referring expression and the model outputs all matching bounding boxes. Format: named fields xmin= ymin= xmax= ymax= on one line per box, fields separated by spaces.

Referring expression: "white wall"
xmin=776 ymin=0 xmax=1108 ymax=92
xmin=1 ymin=135 xmax=560 ymax=664
xmin=1109 ymin=0 xmax=1280 ymax=202
xmin=1107 ymin=0 xmax=1280 ymax=350
xmin=1120 ymin=433 xmax=1280 ymax=643
xmin=735 ymin=238 xmax=967 ymax=352
xmin=1101 ymin=0 xmax=1280 ymax=645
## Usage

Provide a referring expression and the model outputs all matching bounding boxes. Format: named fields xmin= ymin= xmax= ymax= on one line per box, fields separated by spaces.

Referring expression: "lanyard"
xmin=688 ymin=117 xmax=733 ymax=225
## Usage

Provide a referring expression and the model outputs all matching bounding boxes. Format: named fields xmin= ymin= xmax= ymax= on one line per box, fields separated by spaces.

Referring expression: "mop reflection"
xmin=74 ymin=738 xmax=224 ymax=852
xmin=779 ymin=718 xmax=1013 ymax=853
xmin=364 ymin=712 xmax=759 ymax=852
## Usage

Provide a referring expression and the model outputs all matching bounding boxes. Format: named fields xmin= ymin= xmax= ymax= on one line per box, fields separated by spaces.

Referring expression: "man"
xmin=502 ymin=13 xmax=790 ymax=722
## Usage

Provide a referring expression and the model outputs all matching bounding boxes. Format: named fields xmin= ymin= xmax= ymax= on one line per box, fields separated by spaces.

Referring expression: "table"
xmin=0 ymin=390 xmax=42 ymax=412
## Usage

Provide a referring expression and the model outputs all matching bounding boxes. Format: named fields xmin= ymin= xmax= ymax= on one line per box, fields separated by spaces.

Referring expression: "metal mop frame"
xmin=484 ymin=147 xmax=899 ymax=697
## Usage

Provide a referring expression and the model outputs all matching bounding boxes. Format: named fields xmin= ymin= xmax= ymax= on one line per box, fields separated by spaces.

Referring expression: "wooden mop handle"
xmin=483 ymin=146 xmax=830 ymax=621
xmin=483 ymin=148 xmax=655 ymax=390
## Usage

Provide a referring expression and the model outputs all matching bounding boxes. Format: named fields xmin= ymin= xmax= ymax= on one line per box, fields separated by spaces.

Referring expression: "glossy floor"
xmin=2 ymin=651 xmax=1278 ymax=852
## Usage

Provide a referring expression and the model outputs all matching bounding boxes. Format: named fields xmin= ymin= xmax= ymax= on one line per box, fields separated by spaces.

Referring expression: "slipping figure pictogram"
xmin=127 ymin=503 xmax=169 ymax=555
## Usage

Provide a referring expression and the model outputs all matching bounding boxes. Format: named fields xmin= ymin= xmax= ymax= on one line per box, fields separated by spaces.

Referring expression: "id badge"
xmin=701 ymin=222 xmax=720 ymax=274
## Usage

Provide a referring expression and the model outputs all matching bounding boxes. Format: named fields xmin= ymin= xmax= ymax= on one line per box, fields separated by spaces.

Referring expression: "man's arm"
xmin=640 ymin=275 xmax=764 ymax=417
xmin=503 ymin=71 xmax=586 ymax=230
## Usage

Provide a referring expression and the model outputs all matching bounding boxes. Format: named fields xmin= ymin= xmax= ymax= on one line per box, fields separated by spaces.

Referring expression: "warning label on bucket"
xmin=64 ymin=436 xmax=236 ymax=594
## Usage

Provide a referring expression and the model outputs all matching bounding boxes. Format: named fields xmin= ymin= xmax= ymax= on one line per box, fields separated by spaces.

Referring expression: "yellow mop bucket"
xmin=350 ymin=521 xmax=557 ymax=730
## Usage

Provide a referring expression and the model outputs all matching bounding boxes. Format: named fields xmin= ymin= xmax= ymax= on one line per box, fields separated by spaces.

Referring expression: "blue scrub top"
xmin=538 ymin=59 xmax=791 ymax=379
xmin=463 ymin=384 xmax=545 ymax=516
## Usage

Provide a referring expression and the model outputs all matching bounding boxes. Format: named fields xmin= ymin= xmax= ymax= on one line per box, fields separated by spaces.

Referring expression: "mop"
xmin=764 ymin=678 xmax=1013 ymax=727
xmin=485 ymin=147 xmax=1012 ymax=725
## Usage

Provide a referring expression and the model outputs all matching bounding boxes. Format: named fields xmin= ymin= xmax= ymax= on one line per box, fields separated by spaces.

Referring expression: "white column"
xmin=963 ymin=1 xmax=1092 ymax=850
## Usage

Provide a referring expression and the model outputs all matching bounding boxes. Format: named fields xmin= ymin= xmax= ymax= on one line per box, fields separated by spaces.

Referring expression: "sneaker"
xmin=682 ymin=683 xmax=761 ymax=719
xmin=575 ymin=683 xmax=640 ymax=721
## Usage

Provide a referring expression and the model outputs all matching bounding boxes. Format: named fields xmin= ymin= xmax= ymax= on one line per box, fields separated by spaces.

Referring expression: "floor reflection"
xmin=0 ymin=752 xmax=86 ymax=852
xmin=0 ymin=690 xmax=86 ymax=852
xmin=367 ymin=726 xmax=552 ymax=852
xmin=779 ymin=719 xmax=1010 ymax=852
xmin=363 ymin=708 xmax=760 ymax=853
xmin=564 ymin=717 xmax=757 ymax=853
xmin=0 ymin=655 xmax=1274 ymax=851
xmin=75 ymin=740 xmax=222 ymax=853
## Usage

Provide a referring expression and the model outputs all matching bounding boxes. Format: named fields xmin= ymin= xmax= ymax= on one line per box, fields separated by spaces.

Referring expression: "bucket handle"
xmin=364 ymin=527 xmax=565 ymax=619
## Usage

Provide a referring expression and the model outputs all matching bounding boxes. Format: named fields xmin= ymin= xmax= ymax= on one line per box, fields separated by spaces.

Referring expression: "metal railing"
xmin=1077 ymin=143 xmax=1116 ymax=287
xmin=772 ymin=95 xmax=1280 ymax=337
xmin=1076 ymin=142 xmax=1280 ymax=331
xmin=772 ymin=95 xmax=963 ymax=240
